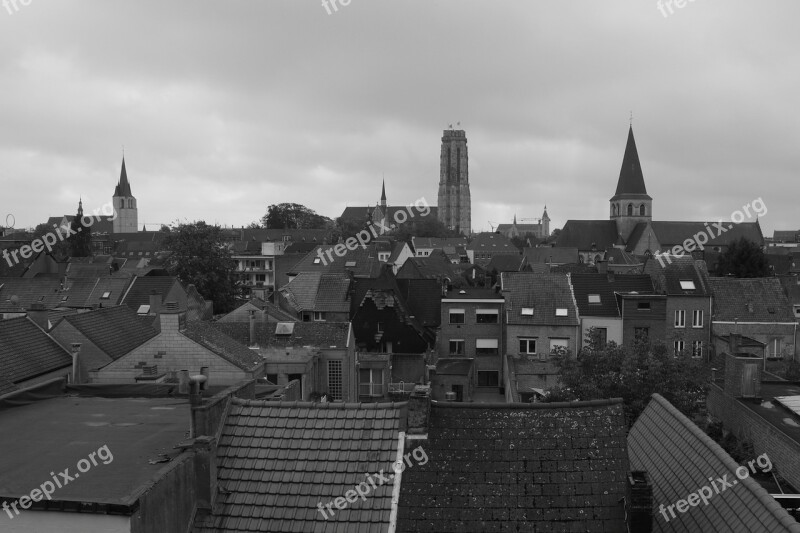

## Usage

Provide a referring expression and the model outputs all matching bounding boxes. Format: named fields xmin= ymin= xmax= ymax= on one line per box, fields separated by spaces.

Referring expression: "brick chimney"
xmin=407 ymin=385 xmax=431 ymax=435
xmin=192 ymin=436 xmax=218 ymax=511
xmin=71 ymin=343 xmax=82 ymax=385
xmin=27 ymin=302 xmax=49 ymax=331
xmin=149 ymin=290 xmax=161 ymax=316
xmin=249 ymin=309 xmax=256 ymax=347
xmin=159 ymin=301 xmax=182 ymax=331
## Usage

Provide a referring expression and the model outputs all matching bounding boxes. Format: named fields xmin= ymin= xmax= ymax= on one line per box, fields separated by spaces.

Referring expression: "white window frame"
xmin=674 ymin=309 xmax=685 ymax=328
xmin=313 ymin=311 xmax=325 ymax=322
xmin=555 ymin=308 xmax=568 ymax=317
xmin=692 ymin=341 xmax=703 ymax=358
xmin=521 ymin=307 xmax=534 ymax=316
xmin=519 ymin=338 xmax=537 ymax=355
xmin=475 ymin=309 xmax=499 ymax=324
xmin=449 ymin=309 xmax=465 ymax=324
xmin=674 ymin=340 xmax=685 ymax=355
xmin=692 ymin=309 xmax=703 ymax=328
xmin=449 ymin=339 xmax=465 ymax=355
xmin=359 ymin=368 xmax=383 ymax=397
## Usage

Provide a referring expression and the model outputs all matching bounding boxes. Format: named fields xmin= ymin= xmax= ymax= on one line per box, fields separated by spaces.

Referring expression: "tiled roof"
xmin=396 ymin=251 xmax=458 ymax=280
xmin=411 ymin=237 xmax=469 ymax=250
xmin=774 ymin=230 xmax=800 ymax=243
xmin=289 ymin=245 xmax=383 ymax=278
xmin=648 ymin=221 xmax=764 ymax=249
xmin=83 ymin=276 xmax=134 ymax=308
xmin=0 ymin=316 xmax=72 ymax=385
xmin=629 ymin=394 xmax=800 ymax=533
xmin=182 ymin=321 xmax=263 ymax=370
xmin=212 ymin=321 xmax=351 ymax=350
xmin=396 ymin=279 xmax=441 ymax=327
xmin=60 ymin=306 xmax=158 ymax=361
xmin=397 ymin=400 xmax=629 ymax=533
xmin=523 ymin=246 xmax=579 ymax=265
xmin=193 ymin=399 xmax=404 ymax=533
xmin=0 ymin=277 xmax=65 ymax=310
xmin=485 ymin=253 xmax=526 ymax=272
xmin=500 ymin=272 xmax=580 ymax=326
xmin=338 ymin=206 xmax=439 ymax=226
xmin=709 ymin=277 xmax=796 ymax=322
xmin=121 ymin=275 xmax=181 ymax=310
xmin=279 ymin=272 xmax=351 ymax=313
xmin=467 ymin=232 xmax=518 ymax=252
xmin=644 ymin=255 xmax=711 ymax=296
xmin=554 ymin=220 xmax=621 ymax=251
xmin=570 ymin=273 xmax=655 ymax=317
xmin=605 ymin=246 xmax=643 ymax=266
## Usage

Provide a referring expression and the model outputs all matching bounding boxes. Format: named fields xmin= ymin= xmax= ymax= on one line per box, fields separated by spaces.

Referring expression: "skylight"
xmin=101 ymin=291 xmax=111 ymax=299
xmin=521 ymin=307 xmax=534 ymax=316
xmin=345 ymin=261 xmax=356 ymax=267
xmin=679 ymin=280 xmax=696 ymax=290
xmin=588 ymin=294 xmax=601 ymax=304
xmin=313 ymin=258 xmax=321 ymax=264
xmin=555 ymin=308 xmax=568 ymax=316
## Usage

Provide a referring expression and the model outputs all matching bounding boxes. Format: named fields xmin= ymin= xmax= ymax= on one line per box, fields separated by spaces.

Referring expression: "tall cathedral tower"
xmin=610 ymin=126 xmax=651 ymax=242
xmin=112 ymin=157 xmax=138 ymax=234
xmin=437 ymin=129 xmax=471 ymax=235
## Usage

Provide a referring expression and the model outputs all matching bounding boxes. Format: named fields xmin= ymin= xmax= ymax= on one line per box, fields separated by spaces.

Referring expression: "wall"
xmin=579 ymin=317 xmax=622 ymax=348
xmin=439 ymin=300 xmax=503 ymax=360
xmin=1 ymin=511 xmax=129 ymax=533
xmin=712 ymin=322 xmax=796 ymax=360
xmin=621 ymin=297 xmax=667 ymax=345
xmin=505 ymin=324 xmax=578 ymax=357
xmin=129 ymin=453 xmax=197 ymax=533
xmin=665 ymin=295 xmax=711 ymax=356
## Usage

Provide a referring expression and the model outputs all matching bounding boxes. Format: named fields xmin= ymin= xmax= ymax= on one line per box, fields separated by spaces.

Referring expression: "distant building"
xmin=437 ymin=129 xmax=471 ymax=235
xmin=112 ymin=157 xmax=138 ymax=234
xmin=497 ymin=208 xmax=550 ymax=240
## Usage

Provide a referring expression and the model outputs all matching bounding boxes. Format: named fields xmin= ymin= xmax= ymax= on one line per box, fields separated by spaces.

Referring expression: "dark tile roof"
xmin=397 ymin=400 xmax=629 ymax=533
xmin=289 ymin=245 xmax=383 ymax=278
xmin=485 ymin=253 xmax=526 ymax=272
xmin=279 ymin=272 xmax=351 ymax=313
xmin=773 ymin=230 xmax=800 ymax=243
xmin=0 ymin=377 xmax=18 ymax=396
xmin=523 ymin=246 xmax=579 ymax=265
xmin=570 ymin=273 xmax=655 ymax=317
xmin=648 ymin=221 xmax=764 ymax=250
xmin=193 ymin=399 xmax=404 ymax=533
xmin=59 ymin=306 xmax=158 ymax=361
xmin=500 ymin=272 xmax=579 ymax=326
xmin=395 ymin=250 xmax=458 ymax=281
xmin=83 ymin=276 xmax=133 ymax=308
xmin=709 ymin=277 xmax=796 ymax=322
xmin=554 ymin=220 xmax=621 ymax=251
xmin=212 ymin=321 xmax=351 ymax=350
xmin=629 ymin=393 xmax=800 ymax=533
xmin=441 ymin=287 xmax=502 ymax=300
xmin=467 ymin=232 xmax=518 ymax=252
xmin=121 ymin=275 xmax=181 ymax=310
xmin=411 ymin=236 xmax=468 ymax=251
xmin=182 ymin=321 xmax=263 ymax=370
xmin=644 ymin=255 xmax=711 ymax=296
xmin=611 ymin=126 xmax=650 ymax=199
xmin=0 ymin=316 xmax=72 ymax=384
xmin=396 ymin=279 xmax=441 ymax=327
xmin=0 ymin=277 xmax=65 ymax=311
xmin=339 ymin=206 xmax=439 ymax=226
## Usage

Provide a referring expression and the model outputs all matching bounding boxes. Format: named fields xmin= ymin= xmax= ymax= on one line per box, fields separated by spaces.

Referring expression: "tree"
xmin=69 ymin=201 xmax=92 ymax=257
xmin=714 ymin=237 xmax=769 ymax=277
xmin=542 ymin=328 xmax=710 ymax=425
xmin=32 ymin=223 xmax=70 ymax=260
xmin=393 ymin=215 xmax=461 ymax=243
xmin=261 ymin=203 xmax=331 ymax=229
xmin=160 ymin=221 xmax=238 ymax=314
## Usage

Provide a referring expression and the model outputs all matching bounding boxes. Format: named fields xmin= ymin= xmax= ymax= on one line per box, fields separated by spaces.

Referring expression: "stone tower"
xmin=437 ymin=129 xmax=471 ymax=235
xmin=541 ymin=206 xmax=550 ymax=239
xmin=112 ymin=157 xmax=138 ymax=234
xmin=610 ymin=126 xmax=651 ymax=242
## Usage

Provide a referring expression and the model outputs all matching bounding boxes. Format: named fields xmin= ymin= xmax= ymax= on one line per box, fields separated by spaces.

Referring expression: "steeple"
xmin=611 ymin=126 xmax=650 ymax=199
xmin=112 ymin=155 xmax=138 ymax=234
xmin=380 ymin=179 xmax=387 ymax=209
xmin=77 ymin=197 xmax=84 ymax=217
xmin=114 ymin=157 xmax=133 ymax=197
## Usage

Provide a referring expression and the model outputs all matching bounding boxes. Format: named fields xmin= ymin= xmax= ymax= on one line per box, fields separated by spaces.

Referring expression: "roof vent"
xmin=164 ymin=301 xmax=179 ymax=312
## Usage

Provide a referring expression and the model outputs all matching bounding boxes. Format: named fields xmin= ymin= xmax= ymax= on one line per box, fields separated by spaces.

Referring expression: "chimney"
xmin=192 ymin=436 xmax=218 ymax=511
xmin=178 ymin=369 xmax=190 ymax=394
xmin=159 ymin=301 xmax=182 ymax=332
xmin=71 ymin=343 xmax=82 ymax=385
xmin=200 ymin=366 xmax=209 ymax=391
xmin=27 ymin=302 xmax=49 ymax=331
xmin=407 ymin=385 xmax=431 ymax=435
xmin=597 ymin=260 xmax=608 ymax=275
xmin=149 ymin=290 xmax=161 ymax=316
xmin=606 ymin=270 xmax=615 ymax=283
xmin=626 ymin=471 xmax=653 ymax=533
xmin=249 ymin=309 xmax=256 ymax=346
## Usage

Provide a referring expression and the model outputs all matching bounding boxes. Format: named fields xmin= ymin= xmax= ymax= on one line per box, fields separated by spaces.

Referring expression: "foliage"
xmin=782 ymin=359 xmax=800 ymax=381
xmin=393 ymin=215 xmax=461 ymax=243
xmin=69 ymin=206 xmax=92 ymax=258
xmin=160 ymin=221 xmax=238 ymax=313
xmin=714 ymin=237 xmax=770 ymax=277
xmin=261 ymin=203 xmax=331 ymax=230
xmin=32 ymin=223 xmax=70 ymax=260
xmin=542 ymin=328 xmax=710 ymax=425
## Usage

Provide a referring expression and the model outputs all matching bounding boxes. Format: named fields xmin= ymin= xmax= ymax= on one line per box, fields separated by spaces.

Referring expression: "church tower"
xmin=541 ymin=206 xmax=550 ymax=239
xmin=112 ymin=157 xmax=138 ymax=234
xmin=610 ymin=126 xmax=652 ymax=242
xmin=437 ymin=128 xmax=471 ymax=235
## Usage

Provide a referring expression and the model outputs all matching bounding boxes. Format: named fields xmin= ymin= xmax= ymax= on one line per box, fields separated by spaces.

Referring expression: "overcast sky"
xmin=1 ymin=1 xmax=797 ymax=236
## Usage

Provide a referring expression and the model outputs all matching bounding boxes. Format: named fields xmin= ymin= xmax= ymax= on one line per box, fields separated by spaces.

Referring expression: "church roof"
xmin=555 ymin=220 xmax=621 ymax=251
xmin=611 ymin=126 xmax=651 ymax=200
xmin=113 ymin=157 xmax=133 ymax=197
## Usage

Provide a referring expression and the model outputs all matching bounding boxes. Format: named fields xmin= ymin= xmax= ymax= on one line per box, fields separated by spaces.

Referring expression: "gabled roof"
xmin=644 ymin=255 xmax=711 ymax=296
xmin=0 ymin=277 xmax=64 ymax=311
xmin=611 ymin=126 xmax=651 ymax=200
xmin=279 ymin=272 xmax=351 ymax=313
xmin=212 ymin=321 xmax=351 ymax=350
xmin=773 ymin=230 xmax=800 ymax=243
xmin=485 ymin=253 xmax=526 ymax=272
xmin=193 ymin=399 xmax=404 ymax=533
xmin=338 ymin=206 xmax=439 ymax=226
xmin=555 ymin=220 xmax=621 ymax=251
xmin=709 ymin=277 xmax=796 ymax=322
xmin=629 ymin=394 xmax=800 ymax=533
xmin=644 ymin=221 xmax=764 ymax=250
xmin=396 ymin=251 xmax=458 ymax=280
xmin=570 ymin=273 xmax=655 ymax=317
xmin=182 ymin=321 xmax=263 ymax=371
xmin=523 ymin=246 xmax=579 ymax=265
xmin=220 ymin=298 xmax=297 ymax=323
xmin=397 ymin=400 xmax=629 ymax=532
xmin=120 ymin=275 xmax=182 ymax=310
xmin=467 ymin=232 xmax=518 ymax=252
xmin=83 ymin=276 xmax=133 ymax=308
xmin=58 ymin=306 xmax=158 ymax=361
xmin=0 ymin=316 xmax=72 ymax=385
xmin=113 ymin=157 xmax=133 ymax=197
xmin=289 ymin=244 xmax=383 ymax=278
xmin=500 ymin=272 xmax=579 ymax=326
xmin=396 ymin=279 xmax=441 ymax=327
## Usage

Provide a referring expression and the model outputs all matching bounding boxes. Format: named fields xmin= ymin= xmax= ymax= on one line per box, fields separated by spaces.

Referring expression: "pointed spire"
xmin=611 ymin=126 xmax=650 ymax=199
xmin=77 ymin=197 xmax=83 ymax=216
xmin=542 ymin=205 xmax=550 ymax=220
xmin=513 ymin=213 xmax=517 ymax=225
xmin=114 ymin=156 xmax=133 ymax=197
xmin=380 ymin=178 xmax=387 ymax=208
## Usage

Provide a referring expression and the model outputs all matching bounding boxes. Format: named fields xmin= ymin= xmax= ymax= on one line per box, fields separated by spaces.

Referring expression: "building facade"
xmin=437 ymin=129 xmax=471 ymax=235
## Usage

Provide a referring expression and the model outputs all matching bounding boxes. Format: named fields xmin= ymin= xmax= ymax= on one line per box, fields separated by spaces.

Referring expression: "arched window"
xmin=639 ymin=204 xmax=646 ymax=216
xmin=627 ymin=204 xmax=633 ymax=216
xmin=612 ymin=204 xmax=618 ymax=216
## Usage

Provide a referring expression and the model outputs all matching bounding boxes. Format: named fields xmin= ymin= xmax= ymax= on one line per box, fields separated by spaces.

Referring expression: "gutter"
xmin=387 ymin=430 xmax=406 ymax=533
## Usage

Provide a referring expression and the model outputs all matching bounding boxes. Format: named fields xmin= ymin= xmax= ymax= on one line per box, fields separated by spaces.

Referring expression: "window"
xmin=692 ymin=341 xmax=703 ymax=358
xmin=476 ymin=338 xmax=499 ymax=355
xmin=475 ymin=309 xmax=499 ymax=323
xmin=550 ymin=338 xmax=569 ymax=355
xmin=377 ymin=322 xmax=384 ymax=332
xmin=266 ymin=374 xmax=279 ymax=384
xmin=359 ymin=368 xmax=383 ymax=397
xmin=327 ymin=360 xmax=343 ymax=401
xmin=313 ymin=258 xmax=321 ymax=264
xmin=692 ymin=310 xmax=703 ymax=328
xmin=634 ymin=327 xmax=649 ymax=342
xmin=477 ymin=371 xmax=500 ymax=387
xmin=679 ymin=280 xmax=696 ymax=291
xmin=449 ymin=309 xmax=465 ymax=324
xmin=555 ymin=308 xmax=568 ymax=317
xmin=519 ymin=338 xmax=537 ymax=355
xmin=521 ymin=307 xmax=534 ymax=316
xmin=674 ymin=340 xmax=685 ymax=355
xmin=314 ymin=311 xmax=325 ymax=322
xmin=588 ymin=294 xmax=601 ymax=304
xmin=674 ymin=310 xmax=685 ymax=328
xmin=637 ymin=301 xmax=650 ymax=310
xmin=100 ymin=291 xmax=111 ymax=300
xmin=449 ymin=339 xmax=465 ymax=355
xmin=767 ymin=338 xmax=783 ymax=359
xmin=595 ymin=327 xmax=608 ymax=346
xmin=639 ymin=205 xmax=646 ymax=216
xmin=627 ymin=204 xmax=633 ymax=216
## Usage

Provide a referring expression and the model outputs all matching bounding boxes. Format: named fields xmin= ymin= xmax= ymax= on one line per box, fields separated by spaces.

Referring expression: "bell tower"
xmin=437 ymin=128 xmax=471 ymax=235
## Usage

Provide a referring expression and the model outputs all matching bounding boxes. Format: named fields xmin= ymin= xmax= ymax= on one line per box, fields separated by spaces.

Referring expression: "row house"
xmin=231 ymin=240 xmax=285 ymax=301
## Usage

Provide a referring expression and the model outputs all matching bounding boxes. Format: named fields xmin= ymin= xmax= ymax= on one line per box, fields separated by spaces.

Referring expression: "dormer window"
xmin=521 ymin=307 xmax=534 ymax=316
xmin=555 ymin=308 xmax=568 ymax=317
xmin=679 ymin=280 xmax=695 ymax=291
